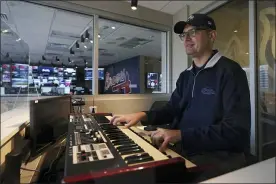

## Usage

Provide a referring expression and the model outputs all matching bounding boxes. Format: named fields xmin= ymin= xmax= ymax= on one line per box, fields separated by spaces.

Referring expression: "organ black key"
xmin=112 ymin=140 xmax=134 ymax=146
xmin=124 ymin=153 xmax=150 ymax=160
xmin=117 ymin=145 xmax=140 ymax=152
xmin=125 ymin=156 xmax=154 ymax=164
xmin=120 ymin=148 xmax=144 ymax=155
xmin=106 ymin=132 xmax=126 ymax=136
xmin=108 ymin=135 xmax=128 ymax=140
xmin=110 ymin=137 xmax=131 ymax=142
xmin=103 ymin=129 xmax=122 ymax=134
xmin=116 ymin=144 xmax=139 ymax=150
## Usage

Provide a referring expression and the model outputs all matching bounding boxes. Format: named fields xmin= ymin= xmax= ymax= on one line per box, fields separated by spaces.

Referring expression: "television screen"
xmin=2 ymin=64 xmax=11 ymax=82
xmin=11 ymin=64 xmax=29 ymax=87
xmin=84 ymin=68 xmax=104 ymax=80
xmin=38 ymin=66 xmax=54 ymax=76
xmin=147 ymin=73 xmax=159 ymax=89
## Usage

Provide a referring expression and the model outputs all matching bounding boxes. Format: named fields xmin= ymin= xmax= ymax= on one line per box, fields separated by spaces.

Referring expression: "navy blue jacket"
xmin=144 ymin=51 xmax=251 ymax=154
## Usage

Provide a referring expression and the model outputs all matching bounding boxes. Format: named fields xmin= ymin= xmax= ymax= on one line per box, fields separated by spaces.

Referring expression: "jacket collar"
xmin=187 ymin=51 xmax=222 ymax=71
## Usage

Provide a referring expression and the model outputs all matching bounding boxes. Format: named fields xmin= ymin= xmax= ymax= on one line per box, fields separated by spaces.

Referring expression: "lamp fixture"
xmin=90 ymin=40 xmax=93 ymax=43
xmin=84 ymin=45 xmax=87 ymax=49
xmin=70 ymin=48 xmax=75 ymax=55
xmin=111 ymin=26 xmax=115 ymax=29
xmin=85 ymin=30 xmax=90 ymax=40
xmin=56 ymin=56 xmax=60 ymax=62
xmin=42 ymin=55 xmax=46 ymax=61
xmin=131 ymin=0 xmax=138 ymax=10
xmin=68 ymin=57 xmax=71 ymax=63
xmin=81 ymin=35 xmax=85 ymax=42
xmin=76 ymin=41 xmax=80 ymax=49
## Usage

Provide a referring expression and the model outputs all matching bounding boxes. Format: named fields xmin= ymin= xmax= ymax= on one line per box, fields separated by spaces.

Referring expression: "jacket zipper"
xmin=191 ymin=70 xmax=204 ymax=98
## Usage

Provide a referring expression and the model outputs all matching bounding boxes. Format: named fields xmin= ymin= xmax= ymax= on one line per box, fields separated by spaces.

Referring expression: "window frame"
xmin=26 ymin=0 xmax=172 ymax=95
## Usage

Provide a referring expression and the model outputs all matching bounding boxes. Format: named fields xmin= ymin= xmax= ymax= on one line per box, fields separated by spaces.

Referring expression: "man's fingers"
xmin=124 ymin=120 xmax=135 ymax=128
xmin=159 ymin=138 xmax=169 ymax=152
xmin=112 ymin=116 xmax=125 ymax=125
xmin=110 ymin=116 xmax=119 ymax=124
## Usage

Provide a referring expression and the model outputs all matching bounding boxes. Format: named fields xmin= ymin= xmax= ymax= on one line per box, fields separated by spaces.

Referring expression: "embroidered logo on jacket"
xmin=201 ymin=87 xmax=215 ymax=95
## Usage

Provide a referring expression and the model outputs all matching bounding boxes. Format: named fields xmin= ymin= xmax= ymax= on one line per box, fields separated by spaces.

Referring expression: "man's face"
xmin=182 ymin=25 xmax=216 ymax=56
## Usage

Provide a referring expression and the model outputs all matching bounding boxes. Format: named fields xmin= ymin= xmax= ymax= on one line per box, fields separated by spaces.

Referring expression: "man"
xmin=111 ymin=14 xmax=251 ymax=179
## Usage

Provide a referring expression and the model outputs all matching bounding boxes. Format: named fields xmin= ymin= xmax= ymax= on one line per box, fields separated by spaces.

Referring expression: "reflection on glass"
xmin=257 ymin=0 xmax=276 ymax=160
xmin=98 ymin=18 xmax=167 ymax=94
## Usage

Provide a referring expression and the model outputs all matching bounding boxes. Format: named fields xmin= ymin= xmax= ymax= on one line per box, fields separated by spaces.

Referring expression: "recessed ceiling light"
xmin=246 ymin=52 xmax=249 ymax=55
xmin=131 ymin=6 xmax=137 ymax=10
xmin=234 ymin=30 xmax=238 ymax=33
xmin=16 ymin=38 xmax=21 ymax=42
xmin=90 ymin=40 xmax=93 ymax=43
xmin=111 ymin=26 xmax=115 ymax=29
xmin=98 ymin=35 xmax=101 ymax=38
xmin=84 ymin=45 xmax=87 ymax=49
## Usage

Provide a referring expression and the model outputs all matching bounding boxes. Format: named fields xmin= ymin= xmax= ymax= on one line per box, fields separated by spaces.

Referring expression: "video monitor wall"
xmin=0 ymin=64 xmax=77 ymax=89
xmin=84 ymin=68 xmax=104 ymax=80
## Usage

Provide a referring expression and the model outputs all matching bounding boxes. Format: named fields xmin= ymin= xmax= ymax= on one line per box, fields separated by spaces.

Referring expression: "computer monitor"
xmin=29 ymin=95 xmax=71 ymax=158
xmin=146 ymin=72 xmax=159 ymax=89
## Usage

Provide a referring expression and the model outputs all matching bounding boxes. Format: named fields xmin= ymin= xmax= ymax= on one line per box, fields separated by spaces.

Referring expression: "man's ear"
xmin=209 ymin=30 xmax=217 ymax=43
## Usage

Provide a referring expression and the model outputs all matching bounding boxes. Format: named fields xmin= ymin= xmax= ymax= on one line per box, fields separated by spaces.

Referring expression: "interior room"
xmin=0 ymin=0 xmax=275 ymax=184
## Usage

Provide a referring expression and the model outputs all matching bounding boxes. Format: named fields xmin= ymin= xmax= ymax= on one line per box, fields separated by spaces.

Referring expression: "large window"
xmin=97 ymin=18 xmax=167 ymax=94
xmin=257 ymin=0 xmax=276 ymax=160
xmin=1 ymin=1 xmax=94 ymax=100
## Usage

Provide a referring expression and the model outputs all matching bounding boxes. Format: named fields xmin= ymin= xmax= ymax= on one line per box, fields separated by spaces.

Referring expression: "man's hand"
xmin=110 ymin=112 xmax=147 ymax=128
xmin=150 ymin=128 xmax=181 ymax=152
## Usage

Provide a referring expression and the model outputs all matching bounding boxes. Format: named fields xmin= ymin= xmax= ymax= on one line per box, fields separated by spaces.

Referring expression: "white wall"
xmin=172 ymin=6 xmax=189 ymax=91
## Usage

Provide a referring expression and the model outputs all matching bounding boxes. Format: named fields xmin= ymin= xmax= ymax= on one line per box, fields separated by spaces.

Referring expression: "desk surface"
xmin=201 ymin=157 xmax=275 ymax=183
xmin=1 ymin=107 xmax=30 ymax=146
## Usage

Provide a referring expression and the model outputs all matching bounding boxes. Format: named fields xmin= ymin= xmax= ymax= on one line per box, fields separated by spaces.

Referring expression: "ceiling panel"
xmin=1 ymin=1 xmax=163 ymax=67
xmin=138 ymin=1 xmax=170 ymax=11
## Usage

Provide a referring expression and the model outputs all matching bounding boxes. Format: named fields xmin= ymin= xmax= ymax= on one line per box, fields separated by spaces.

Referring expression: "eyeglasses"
xmin=179 ymin=28 xmax=209 ymax=41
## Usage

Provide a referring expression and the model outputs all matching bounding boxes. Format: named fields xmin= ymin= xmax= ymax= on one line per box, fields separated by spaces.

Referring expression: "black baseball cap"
xmin=174 ymin=13 xmax=216 ymax=34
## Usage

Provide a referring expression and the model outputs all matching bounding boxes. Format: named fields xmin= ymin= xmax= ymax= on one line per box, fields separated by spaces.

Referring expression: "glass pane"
xmin=257 ymin=0 xmax=276 ymax=160
xmin=1 ymin=1 xmax=94 ymax=99
xmin=208 ymin=0 xmax=249 ymax=71
xmin=1 ymin=16 xmax=29 ymax=117
xmin=98 ymin=18 xmax=167 ymax=94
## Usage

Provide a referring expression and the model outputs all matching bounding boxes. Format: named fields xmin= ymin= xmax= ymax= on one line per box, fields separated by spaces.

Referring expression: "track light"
xmin=68 ymin=57 xmax=71 ymax=63
xmin=42 ymin=55 xmax=46 ymax=61
xmin=84 ymin=59 xmax=88 ymax=65
xmin=70 ymin=48 xmax=75 ymax=55
xmin=56 ymin=56 xmax=60 ymax=62
xmin=76 ymin=41 xmax=80 ymax=49
xmin=5 ymin=52 xmax=9 ymax=58
xmin=131 ymin=0 xmax=138 ymax=10
xmin=85 ymin=30 xmax=89 ymax=40
xmin=81 ymin=35 xmax=85 ymax=42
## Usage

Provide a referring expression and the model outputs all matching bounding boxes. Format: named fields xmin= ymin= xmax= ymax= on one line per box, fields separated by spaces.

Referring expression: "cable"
xmin=20 ymin=167 xmax=40 ymax=172
xmin=43 ymin=144 xmax=63 ymax=178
